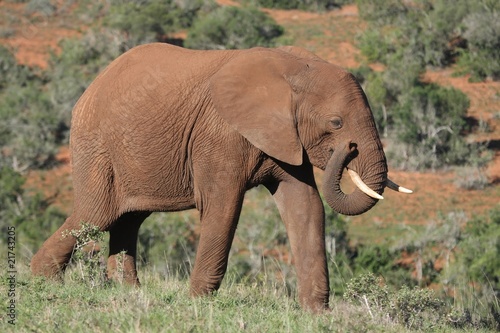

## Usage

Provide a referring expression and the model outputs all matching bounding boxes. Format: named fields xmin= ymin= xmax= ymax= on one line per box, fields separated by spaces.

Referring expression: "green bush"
xmin=457 ymin=11 xmax=500 ymax=81
xmin=354 ymin=244 xmax=395 ymax=275
xmin=0 ymin=48 xmax=65 ymax=170
xmin=344 ymin=273 xmax=446 ymax=330
xmin=185 ymin=6 xmax=284 ymax=50
xmin=357 ymin=0 xmax=461 ymax=68
xmin=0 ymin=45 xmax=31 ymax=89
xmin=390 ymin=84 xmax=470 ymax=170
xmin=357 ymin=0 xmax=500 ymax=80
xmin=0 ymin=81 xmax=64 ymax=170
xmin=104 ymin=0 xmax=217 ymax=45
xmin=239 ymin=0 xmax=352 ymax=11
xmin=356 ymin=0 xmax=409 ymax=27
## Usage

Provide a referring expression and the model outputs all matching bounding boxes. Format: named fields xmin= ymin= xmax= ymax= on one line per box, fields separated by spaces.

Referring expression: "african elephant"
xmin=31 ymin=43 xmax=411 ymax=312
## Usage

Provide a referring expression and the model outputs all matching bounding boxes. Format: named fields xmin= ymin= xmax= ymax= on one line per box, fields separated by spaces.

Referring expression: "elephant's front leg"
xmin=268 ymin=167 xmax=330 ymax=312
xmin=190 ymin=187 xmax=245 ymax=296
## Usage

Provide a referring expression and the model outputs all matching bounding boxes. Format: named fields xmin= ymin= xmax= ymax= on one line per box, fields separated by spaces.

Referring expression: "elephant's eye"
xmin=331 ymin=116 xmax=343 ymax=130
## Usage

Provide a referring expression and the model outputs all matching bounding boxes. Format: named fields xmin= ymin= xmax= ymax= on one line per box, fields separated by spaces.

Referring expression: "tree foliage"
xmin=0 ymin=46 xmax=64 ymax=171
xmin=185 ymin=6 xmax=283 ymax=50
xmin=357 ymin=0 xmax=500 ymax=80
xmin=352 ymin=65 xmax=482 ymax=170
xmin=458 ymin=10 xmax=500 ymax=81
xmin=104 ymin=0 xmax=217 ymax=45
xmin=353 ymin=0 xmax=498 ymax=170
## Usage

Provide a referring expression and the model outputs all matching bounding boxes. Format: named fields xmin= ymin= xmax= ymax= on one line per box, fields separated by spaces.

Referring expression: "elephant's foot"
xmin=299 ymin=293 xmax=330 ymax=314
xmin=107 ymin=253 xmax=140 ymax=286
xmin=31 ymin=247 xmax=71 ymax=280
xmin=189 ymin=274 xmax=223 ymax=297
xmin=31 ymin=229 xmax=76 ymax=279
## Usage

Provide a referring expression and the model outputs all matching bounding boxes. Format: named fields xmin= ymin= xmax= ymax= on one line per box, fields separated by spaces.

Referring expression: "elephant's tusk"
xmin=347 ymin=169 xmax=384 ymax=200
xmin=386 ymin=178 xmax=413 ymax=194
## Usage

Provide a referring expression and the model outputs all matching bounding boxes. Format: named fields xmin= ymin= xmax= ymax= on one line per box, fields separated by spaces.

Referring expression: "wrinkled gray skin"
xmin=31 ymin=44 xmax=388 ymax=312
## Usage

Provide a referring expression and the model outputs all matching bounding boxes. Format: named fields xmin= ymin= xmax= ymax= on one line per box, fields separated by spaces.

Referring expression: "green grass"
xmin=2 ymin=261 xmax=496 ymax=333
xmin=1 ymin=262 xmax=397 ymax=333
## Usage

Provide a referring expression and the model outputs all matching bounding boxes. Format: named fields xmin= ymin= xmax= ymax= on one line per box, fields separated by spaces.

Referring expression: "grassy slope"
xmin=0 ymin=264 xmax=472 ymax=333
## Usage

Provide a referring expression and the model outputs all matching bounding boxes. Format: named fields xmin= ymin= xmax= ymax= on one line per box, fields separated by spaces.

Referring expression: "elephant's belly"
xmin=115 ymin=162 xmax=196 ymax=213
xmin=122 ymin=194 xmax=196 ymax=213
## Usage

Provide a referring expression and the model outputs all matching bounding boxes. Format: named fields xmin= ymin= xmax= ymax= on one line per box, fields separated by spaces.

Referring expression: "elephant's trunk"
xmin=322 ymin=141 xmax=387 ymax=216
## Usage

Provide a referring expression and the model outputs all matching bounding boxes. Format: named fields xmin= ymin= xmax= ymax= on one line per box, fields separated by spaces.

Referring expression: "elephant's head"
xmin=210 ymin=46 xmax=411 ymax=215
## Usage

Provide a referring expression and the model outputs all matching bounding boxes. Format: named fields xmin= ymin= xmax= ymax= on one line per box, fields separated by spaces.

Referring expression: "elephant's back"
xmin=70 ymin=43 xmax=233 ymax=141
xmin=72 ymin=43 xmax=232 ymax=124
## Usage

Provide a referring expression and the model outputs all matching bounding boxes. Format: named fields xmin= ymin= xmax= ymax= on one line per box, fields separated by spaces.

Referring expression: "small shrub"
xmin=185 ymin=6 xmax=284 ymax=50
xmin=357 ymin=0 xmax=500 ymax=81
xmin=0 ymin=27 xmax=15 ymax=38
xmin=344 ymin=273 xmax=447 ymax=330
xmin=344 ymin=273 xmax=391 ymax=312
xmin=63 ymin=222 xmax=108 ymax=288
xmin=354 ymin=244 xmax=395 ymax=275
xmin=356 ymin=0 xmax=408 ymax=26
xmin=457 ymin=206 xmax=500 ymax=290
xmin=0 ymin=45 xmax=33 ymax=90
xmin=392 ymin=285 xmax=444 ymax=330
xmin=454 ymin=165 xmax=490 ymax=190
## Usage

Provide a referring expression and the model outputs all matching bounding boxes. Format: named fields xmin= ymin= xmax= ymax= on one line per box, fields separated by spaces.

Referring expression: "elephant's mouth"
xmin=345 ymin=168 xmax=384 ymax=200
xmin=329 ymin=143 xmax=385 ymax=201
xmin=322 ymin=142 xmax=412 ymax=216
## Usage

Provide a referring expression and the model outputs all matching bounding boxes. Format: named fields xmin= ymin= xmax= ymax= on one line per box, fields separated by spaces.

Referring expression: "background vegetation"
xmin=0 ymin=0 xmax=499 ymax=331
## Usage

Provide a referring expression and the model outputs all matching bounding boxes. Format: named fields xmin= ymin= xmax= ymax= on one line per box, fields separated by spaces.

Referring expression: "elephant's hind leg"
xmin=31 ymin=214 xmax=84 ymax=279
xmin=32 ymin=156 xmax=120 ymax=279
xmin=106 ymin=212 xmax=150 ymax=285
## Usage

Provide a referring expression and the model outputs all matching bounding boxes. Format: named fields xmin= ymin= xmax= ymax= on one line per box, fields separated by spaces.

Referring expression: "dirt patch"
xmin=264 ymin=4 xmax=358 ymax=23
xmin=215 ymin=0 xmax=240 ymax=6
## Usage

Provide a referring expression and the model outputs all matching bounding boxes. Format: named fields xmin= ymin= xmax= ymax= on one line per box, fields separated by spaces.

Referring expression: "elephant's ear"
xmin=210 ymin=49 xmax=303 ymax=166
